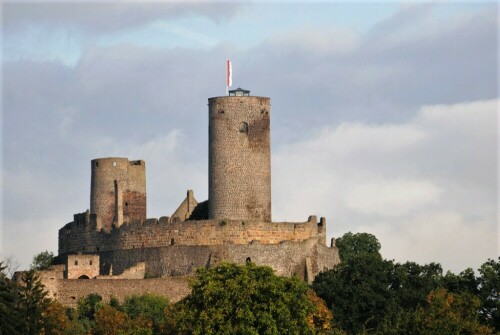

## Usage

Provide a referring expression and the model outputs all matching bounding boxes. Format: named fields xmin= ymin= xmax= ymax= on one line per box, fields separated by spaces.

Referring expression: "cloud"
xmin=344 ymin=179 xmax=442 ymax=217
xmin=1 ymin=3 xmax=497 ymax=272
xmin=3 ymin=2 xmax=241 ymax=35
xmin=272 ymin=99 xmax=497 ymax=272
xmin=266 ymin=24 xmax=360 ymax=56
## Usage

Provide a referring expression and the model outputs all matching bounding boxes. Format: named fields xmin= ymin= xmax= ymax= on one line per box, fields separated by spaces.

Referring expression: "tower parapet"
xmin=90 ymin=158 xmax=146 ymax=230
xmin=208 ymin=89 xmax=271 ymax=222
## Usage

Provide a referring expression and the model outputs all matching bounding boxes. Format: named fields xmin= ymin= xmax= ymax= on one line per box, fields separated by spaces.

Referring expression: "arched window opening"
xmin=239 ymin=122 xmax=249 ymax=133
xmin=78 ymin=275 xmax=90 ymax=280
xmin=246 ymin=257 xmax=251 ymax=263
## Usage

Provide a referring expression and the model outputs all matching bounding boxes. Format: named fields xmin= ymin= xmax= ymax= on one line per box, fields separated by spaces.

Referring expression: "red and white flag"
xmin=226 ymin=59 xmax=232 ymax=87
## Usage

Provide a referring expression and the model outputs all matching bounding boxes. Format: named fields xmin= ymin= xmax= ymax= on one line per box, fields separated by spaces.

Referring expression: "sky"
xmin=1 ymin=1 xmax=498 ymax=273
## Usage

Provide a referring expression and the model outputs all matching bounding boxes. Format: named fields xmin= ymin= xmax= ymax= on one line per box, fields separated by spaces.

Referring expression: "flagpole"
xmin=226 ymin=59 xmax=232 ymax=96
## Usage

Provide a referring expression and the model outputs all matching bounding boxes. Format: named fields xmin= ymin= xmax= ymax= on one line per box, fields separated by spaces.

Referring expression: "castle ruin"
xmin=43 ymin=88 xmax=339 ymax=305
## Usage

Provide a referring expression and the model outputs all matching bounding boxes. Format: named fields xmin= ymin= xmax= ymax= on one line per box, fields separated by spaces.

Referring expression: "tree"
xmin=174 ymin=262 xmax=316 ymax=335
xmin=1 ymin=254 xmax=20 ymax=278
xmin=443 ymin=268 xmax=479 ymax=295
xmin=391 ymin=261 xmax=443 ymax=310
xmin=30 ymin=251 xmax=54 ymax=271
xmin=17 ymin=269 xmax=51 ymax=335
xmin=477 ymin=257 xmax=500 ymax=331
xmin=94 ymin=304 xmax=129 ymax=335
xmin=335 ymin=232 xmax=381 ymax=262
xmin=77 ymin=293 xmax=103 ymax=321
xmin=313 ymin=254 xmax=395 ymax=333
xmin=39 ymin=300 xmax=70 ymax=335
xmin=414 ymin=288 xmax=493 ymax=334
xmin=122 ymin=294 xmax=169 ymax=333
xmin=0 ymin=262 xmax=25 ymax=335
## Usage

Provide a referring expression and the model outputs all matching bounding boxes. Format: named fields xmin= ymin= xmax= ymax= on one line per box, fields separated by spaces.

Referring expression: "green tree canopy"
xmin=0 ymin=262 xmax=25 ymax=335
xmin=173 ymin=262 xmax=316 ymax=335
xmin=30 ymin=250 xmax=54 ymax=271
xmin=122 ymin=294 xmax=169 ymax=333
xmin=17 ymin=270 xmax=51 ymax=335
xmin=477 ymin=257 xmax=500 ymax=330
xmin=335 ymin=232 xmax=381 ymax=262
xmin=313 ymin=253 xmax=395 ymax=333
xmin=77 ymin=293 xmax=103 ymax=321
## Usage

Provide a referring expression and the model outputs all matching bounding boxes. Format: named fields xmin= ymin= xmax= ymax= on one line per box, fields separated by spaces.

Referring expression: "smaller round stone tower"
xmin=90 ymin=158 xmax=146 ymax=230
xmin=208 ymin=88 xmax=271 ymax=222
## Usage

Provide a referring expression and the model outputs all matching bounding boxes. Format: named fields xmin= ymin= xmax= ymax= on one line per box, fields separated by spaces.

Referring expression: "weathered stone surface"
xmin=90 ymin=158 xmax=146 ymax=231
xmin=48 ymin=91 xmax=340 ymax=307
xmin=208 ymin=96 xmax=271 ymax=222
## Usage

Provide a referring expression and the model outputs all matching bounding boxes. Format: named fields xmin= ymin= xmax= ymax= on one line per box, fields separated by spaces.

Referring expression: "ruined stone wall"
xmin=59 ymin=215 xmax=325 ymax=256
xmin=90 ymin=158 xmax=146 ymax=230
xmin=96 ymin=236 xmax=339 ymax=279
xmin=67 ymin=254 xmax=99 ymax=279
xmin=48 ymin=277 xmax=191 ymax=307
xmin=208 ymin=96 xmax=271 ymax=221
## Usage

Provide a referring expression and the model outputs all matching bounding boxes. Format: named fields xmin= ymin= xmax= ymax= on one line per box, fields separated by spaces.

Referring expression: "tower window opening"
xmin=95 ymin=162 xmax=99 ymax=167
xmin=89 ymin=260 xmax=92 ymax=265
xmin=171 ymin=239 xmax=175 ymax=245
xmin=74 ymin=260 xmax=78 ymax=266
xmin=239 ymin=122 xmax=249 ymax=133
xmin=125 ymin=202 xmax=128 ymax=207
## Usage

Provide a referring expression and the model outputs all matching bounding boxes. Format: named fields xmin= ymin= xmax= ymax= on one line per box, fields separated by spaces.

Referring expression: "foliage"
xmin=391 ymin=261 xmax=443 ymax=310
xmin=17 ymin=269 xmax=52 ymax=335
xmin=77 ymin=293 xmax=103 ymax=321
xmin=314 ymin=232 xmax=499 ymax=334
xmin=413 ymin=288 xmax=493 ymax=334
xmin=0 ymin=262 xmax=25 ymax=335
xmin=30 ymin=251 xmax=55 ymax=271
xmin=477 ymin=257 xmax=500 ymax=330
xmin=39 ymin=300 xmax=71 ymax=335
xmin=335 ymin=232 xmax=381 ymax=262
xmin=174 ymin=262 xmax=316 ymax=335
xmin=1 ymin=254 xmax=20 ymax=277
xmin=94 ymin=304 xmax=130 ymax=335
xmin=121 ymin=294 xmax=169 ymax=333
xmin=313 ymin=253 xmax=395 ymax=333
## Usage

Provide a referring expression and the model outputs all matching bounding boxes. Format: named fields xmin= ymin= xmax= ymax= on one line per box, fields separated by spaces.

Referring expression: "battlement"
xmin=59 ymin=214 xmax=327 ymax=255
xmin=54 ymin=90 xmax=340 ymax=288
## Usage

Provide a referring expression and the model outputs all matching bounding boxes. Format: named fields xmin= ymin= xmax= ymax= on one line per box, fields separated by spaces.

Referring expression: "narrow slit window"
xmin=239 ymin=122 xmax=248 ymax=133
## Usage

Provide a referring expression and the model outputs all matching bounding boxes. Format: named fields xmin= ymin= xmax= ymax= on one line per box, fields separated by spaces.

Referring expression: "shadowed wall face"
xmin=208 ymin=96 xmax=271 ymax=222
xmin=90 ymin=158 xmax=146 ymax=230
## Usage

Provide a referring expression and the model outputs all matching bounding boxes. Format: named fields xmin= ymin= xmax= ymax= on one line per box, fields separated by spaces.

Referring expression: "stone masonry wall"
xmin=50 ymin=277 xmax=191 ymax=307
xmin=67 ymin=254 xmax=100 ymax=279
xmin=208 ymin=96 xmax=271 ymax=221
xmin=59 ymin=215 xmax=325 ymax=256
xmin=95 ymin=236 xmax=338 ymax=279
xmin=90 ymin=158 xmax=146 ymax=230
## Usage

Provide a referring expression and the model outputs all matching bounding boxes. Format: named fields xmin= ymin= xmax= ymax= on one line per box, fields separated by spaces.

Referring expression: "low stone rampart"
xmin=52 ymin=277 xmax=191 ymax=307
xmin=59 ymin=213 xmax=326 ymax=256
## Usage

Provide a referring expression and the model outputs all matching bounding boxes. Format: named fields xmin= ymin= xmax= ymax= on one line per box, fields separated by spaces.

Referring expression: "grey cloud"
xmin=2 ymin=3 xmax=497 ymax=269
xmin=3 ymin=2 xmax=242 ymax=35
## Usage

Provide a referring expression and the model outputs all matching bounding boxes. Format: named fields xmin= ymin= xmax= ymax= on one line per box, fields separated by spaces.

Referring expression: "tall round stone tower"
xmin=90 ymin=157 xmax=146 ymax=230
xmin=208 ymin=88 xmax=271 ymax=222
